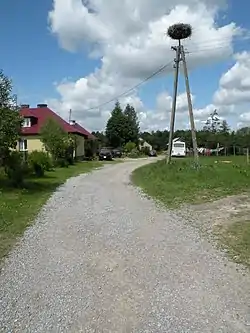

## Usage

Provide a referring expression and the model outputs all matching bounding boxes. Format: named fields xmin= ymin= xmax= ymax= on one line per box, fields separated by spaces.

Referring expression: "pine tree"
xmin=105 ymin=102 xmax=126 ymax=148
xmin=123 ymin=104 xmax=140 ymax=144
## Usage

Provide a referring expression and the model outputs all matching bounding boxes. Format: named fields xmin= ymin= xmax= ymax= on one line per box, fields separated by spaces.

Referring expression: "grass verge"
xmin=132 ymin=155 xmax=250 ymax=267
xmin=216 ymin=221 xmax=250 ymax=268
xmin=0 ymin=161 xmax=103 ymax=261
xmin=132 ymin=156 xmax=250 ymax=208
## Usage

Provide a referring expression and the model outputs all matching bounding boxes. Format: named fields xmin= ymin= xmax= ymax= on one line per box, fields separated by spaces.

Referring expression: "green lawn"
xmin=216 ymin=221 xmax=250 ymax=268
xmin=132 ymin=155 xmax=250 ymax=267
xmin=0 ymin=161 xmax=103 ymax=261
xmin=132 ymin=155 xmax=250 ymax=207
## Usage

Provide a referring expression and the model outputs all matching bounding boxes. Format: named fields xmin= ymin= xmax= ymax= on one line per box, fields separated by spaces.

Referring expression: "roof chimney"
xmin=70 ymin=120 xmax=76 ymax=125
xmin=37 ymin=103 xmax=47 ymax=108
xmin=21 ymin=104 xmax=30 ymax=108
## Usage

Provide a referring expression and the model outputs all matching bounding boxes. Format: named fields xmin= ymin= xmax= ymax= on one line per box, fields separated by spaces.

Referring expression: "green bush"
xmin=28 ymin=151 xmax=53 ymax=177
xmin=4 ymin=151 xmax=28 ymax=187
xmin=128 ymin=148 xmax=141 ymax=158
xmin=124 ymin=141 xmax=137 ymax=153
xmin=141 ymin=146 xmax=150 ymax=156
xmin=55 ymin=158 xmax=69 ymax=168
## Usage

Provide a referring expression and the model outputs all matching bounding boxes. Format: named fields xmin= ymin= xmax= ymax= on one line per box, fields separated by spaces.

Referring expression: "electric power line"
xmin=182 ymin=34 xmax=249 ymax=46
xmin=76 ymin=36 xmax=249 ymax=113
xmin=82 ymin=60 xmax=174 ymax=112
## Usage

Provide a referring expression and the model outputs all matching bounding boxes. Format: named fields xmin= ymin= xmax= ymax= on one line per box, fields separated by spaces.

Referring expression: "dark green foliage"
xmin=128 ymin=148 xmax=141 ymax=158
xmin=0 ymin=69 xmax=16 ymax=109
xmin=0 ymin=70 xmax=23 ymax=167
xmin=141 ymin=146 xmax=150 ymax=155
xmin=28 ymin=151 xmax=53 ymax=177
xmin=40 ymin=118 xmax=73 ymax=166
xmin=85 ymin=138 xmax=98 ymax=159
xmin=91 ymin=131 xmax=108 ymax=147
xmin=105 ymin=102 xmax=140 ymax=148
xmin=4 ymin=151 xmax=28 ymax=187
xmin=0 ymin=70 xmax=24 ymax=186
xmin=123 ymin=104 xmax=140 ymax=144
xmin=124 ymin=141 xmax=136 ymax=153
xmin=105 ymin=102 xmax=126 ymax=148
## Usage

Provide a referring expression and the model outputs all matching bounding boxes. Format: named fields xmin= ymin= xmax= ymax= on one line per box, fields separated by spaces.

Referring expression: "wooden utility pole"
xmin=216 ymin=142 xmax=219 ymax=156
xmin=180 ymin=45 xmax=199 ymax=164
xmin=167 ymin=43 xmax=181 ymax=164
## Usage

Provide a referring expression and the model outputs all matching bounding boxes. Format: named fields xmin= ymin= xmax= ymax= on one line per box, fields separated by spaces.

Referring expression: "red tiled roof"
xmin=20 ymin=106 xmax=94 ymax=139
xmin=70 ymin=122 xmax=96 ymax=140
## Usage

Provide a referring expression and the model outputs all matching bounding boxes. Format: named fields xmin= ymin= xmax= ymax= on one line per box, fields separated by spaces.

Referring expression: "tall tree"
xmin=105 ymin=102 xmax=126 ymax=147
xmin=219 ymin=119 xmax=230 ymax=133
xmin=92 ymin=131 xmax=108 ymax=147
xmin=123 ymin=104 xmax=140 ymax=144
xmin=203 ymin=109 xmax=221 ymax=133
xmin=40 ymin=118 xmax=71 ymax=163
xmin=0 ymin=70 xmax=23 ymax=166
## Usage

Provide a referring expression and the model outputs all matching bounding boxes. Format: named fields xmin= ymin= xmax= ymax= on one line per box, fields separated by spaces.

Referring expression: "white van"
xmin=171 ymin=139 xmax=186 ymax=157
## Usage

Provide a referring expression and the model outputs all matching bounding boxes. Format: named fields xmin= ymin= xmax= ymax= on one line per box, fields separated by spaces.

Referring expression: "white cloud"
xmin=214 ymin=51 xmax=250 ymax=106
xmin=47 ymin=0 xmax=242 ymax=131
xmin=207 ymin=51 xmax=250 ymax=128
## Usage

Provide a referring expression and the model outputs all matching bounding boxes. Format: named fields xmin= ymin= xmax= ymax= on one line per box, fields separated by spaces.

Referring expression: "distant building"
xmin=138 ymin=138 xmax=152 ymax=151
xmin=18 ymin=104 xmax=95 ymax=158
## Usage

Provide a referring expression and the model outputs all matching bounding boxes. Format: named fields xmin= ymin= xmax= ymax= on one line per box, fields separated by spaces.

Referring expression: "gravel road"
xmin=1 ymin=158 xmax=250 ymax=332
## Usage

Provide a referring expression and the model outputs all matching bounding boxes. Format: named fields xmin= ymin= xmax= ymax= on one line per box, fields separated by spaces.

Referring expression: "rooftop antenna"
xmin=166 ymin=23 xmax=199 ymax=165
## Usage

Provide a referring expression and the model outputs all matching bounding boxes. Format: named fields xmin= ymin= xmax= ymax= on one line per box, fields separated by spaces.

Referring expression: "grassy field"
xmin=216 ymin=221 xmax=250 ymax=268
xmin=0 ymin=161 xmax=103 ymax=261
xmin=132 ymin=155 xmax=250 ymax=267
xmin=132 ymin=155 xmax=250 ymax=207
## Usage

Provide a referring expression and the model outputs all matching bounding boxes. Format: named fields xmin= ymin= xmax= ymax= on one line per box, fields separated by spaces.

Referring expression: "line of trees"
xmin=93 ymin=106 xmax=250 ymax=155
xmin=105 ymin=101 xmax=140 ymax=148
xmin=93 ymin=101 xmax=144 ymax=156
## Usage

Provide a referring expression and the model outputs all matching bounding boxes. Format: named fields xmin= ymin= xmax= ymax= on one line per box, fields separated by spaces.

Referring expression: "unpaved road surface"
xmin=1 ymin=159 xmax=250 ymax=332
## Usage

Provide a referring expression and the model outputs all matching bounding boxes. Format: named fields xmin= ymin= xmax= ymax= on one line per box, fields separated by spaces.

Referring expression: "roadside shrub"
xmin=124 ymin=141 xmax=137 ymax=153
xmin=4 ymin=151 xmax=28 ymax=187
xmin=28 ymin=150 xmax=53 ymax=177
xmin=141 ymin=146 xmax=150 ymax=156
xmin=55 ymin=158 xmax=69 ymax=168
xmin=128 ymin=148 xmax=141 ymax=158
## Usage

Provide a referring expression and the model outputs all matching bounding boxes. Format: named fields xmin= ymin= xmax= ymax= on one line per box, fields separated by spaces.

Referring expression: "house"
xmin=19 ymin=103 xmax=95 ymax=158
xmin=138 ymin=138 xmax=152 ymax=151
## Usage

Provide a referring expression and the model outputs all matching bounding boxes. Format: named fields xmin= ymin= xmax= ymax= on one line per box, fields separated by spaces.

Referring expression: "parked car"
xmin=112 ymin=148 xmax=122 ymax=158
xmin=149 ymin=149 xmax=157 ymax=157
xmin=99 ymin=148 xmax=113 ymax=161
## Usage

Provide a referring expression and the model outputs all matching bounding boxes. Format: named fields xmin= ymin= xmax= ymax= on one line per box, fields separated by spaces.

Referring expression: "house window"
xmin=23 ymin=117 xmax=31 ymax=127
xmin=19 ymin=139 xmax=28 ymax=151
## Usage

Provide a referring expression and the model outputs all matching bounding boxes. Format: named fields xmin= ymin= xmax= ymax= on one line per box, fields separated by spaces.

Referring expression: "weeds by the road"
xmin=132 ymin=156 xmax=250 ymax=208
xmin=216 ymin=221 xmax=250 ymax=268
xmin=0 ymin=161 xmax=103 ymax=261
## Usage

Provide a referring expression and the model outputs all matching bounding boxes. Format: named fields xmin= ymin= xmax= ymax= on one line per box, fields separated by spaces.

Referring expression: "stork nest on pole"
xmin=167 ymin=23 xmax=192 ymax=40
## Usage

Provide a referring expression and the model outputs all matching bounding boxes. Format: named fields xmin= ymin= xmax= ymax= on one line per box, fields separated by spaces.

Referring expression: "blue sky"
xmin=0 ymin=0 xmax=250 ymax=129
xmin=0 ymin=0 xmax=97 ymax=104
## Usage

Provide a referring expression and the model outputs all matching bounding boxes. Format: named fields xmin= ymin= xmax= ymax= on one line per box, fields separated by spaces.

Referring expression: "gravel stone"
xmin=1 ymin=158 xmax=250 ymax=332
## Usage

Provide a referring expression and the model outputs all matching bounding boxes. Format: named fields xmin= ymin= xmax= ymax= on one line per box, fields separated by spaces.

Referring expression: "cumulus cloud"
xmin=47 ymin=0 xmax=242 ymax=131
xmin=214 ymin=51 xmax=250 ymax=106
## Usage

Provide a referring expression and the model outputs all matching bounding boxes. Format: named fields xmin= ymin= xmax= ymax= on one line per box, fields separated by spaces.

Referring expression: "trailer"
xmin=171 ymin=138 xmax=186 ymax=157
